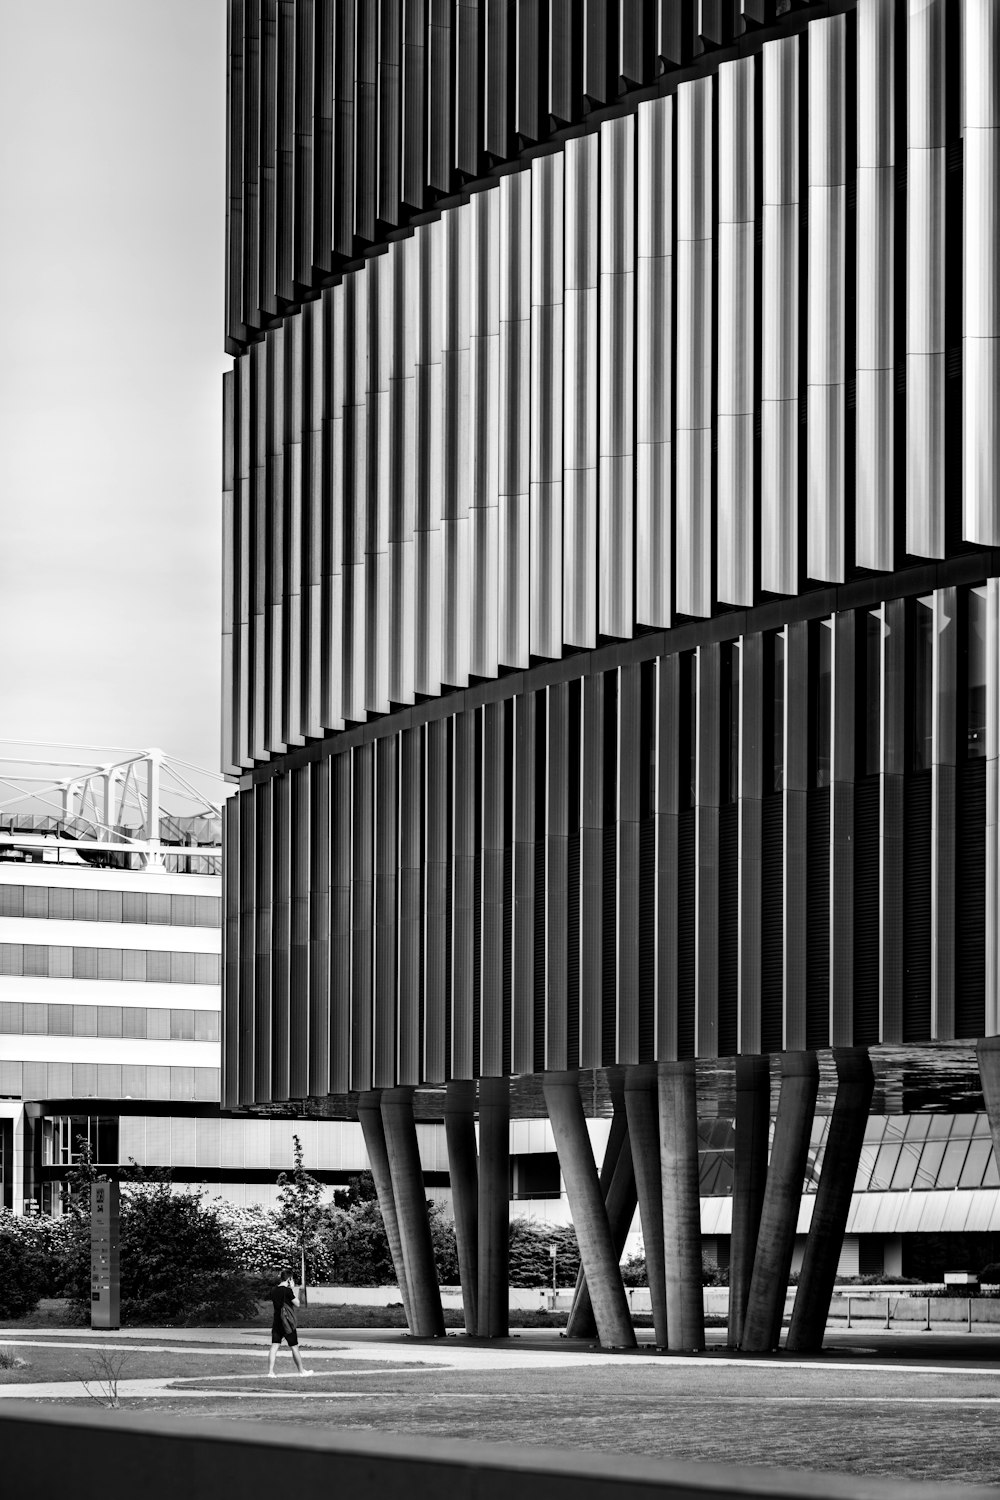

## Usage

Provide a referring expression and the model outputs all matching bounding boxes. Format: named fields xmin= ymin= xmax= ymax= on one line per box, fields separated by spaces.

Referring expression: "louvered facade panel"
xmin=223 ymin=0 xmax=1000 ymax=1106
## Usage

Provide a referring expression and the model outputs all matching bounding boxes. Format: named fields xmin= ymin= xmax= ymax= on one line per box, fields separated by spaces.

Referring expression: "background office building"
xmin=220 ymin=0 xmax=1000 ymax=1349
xmin=0 ymin=745 xmax=437 ymax=1214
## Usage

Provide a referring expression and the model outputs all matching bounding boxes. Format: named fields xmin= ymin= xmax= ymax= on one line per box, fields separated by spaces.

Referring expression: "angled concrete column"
xmin=357 ymin=1091 xmax=412 ymax=1328
xmin=977 ymin=1038 xmax=1000 ymax=1154
xmin=444 ymin=1079 xmax=479 ymax=1337
xmin=625 ymin=1064 xmax=668 ymax=1347
xmin=477 ymin=1075 xmax=510 ymax=1338
xmin=741 ymin=1051 xmax=819 ymax=1352
xmin=728 ymin=1055 xmax=771 ymax=1348
xmin=544 ymin=1072 xmax=636 ymax=1348
xmin=659 ymin=1061 xmax=705 ymax=1351
xmin=787 ymin=1048 xmax=874 ymax=1352
xmin=566 ymin=1125 xmax=637 ymax=1338
xmin=380 ymin=1087 xmax=445 ymax=1338
xmin=566 ymin=1070 xmax=629 ymax=1334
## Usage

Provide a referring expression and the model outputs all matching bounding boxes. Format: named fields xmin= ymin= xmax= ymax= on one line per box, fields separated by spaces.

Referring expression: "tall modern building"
xmin=220 ymin=1 xmax=1000 ymax=1350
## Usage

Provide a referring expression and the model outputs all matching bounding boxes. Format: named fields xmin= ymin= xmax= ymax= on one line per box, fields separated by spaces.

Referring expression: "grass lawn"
xmin=3 ymin=1344 xmax=998 ymax=1486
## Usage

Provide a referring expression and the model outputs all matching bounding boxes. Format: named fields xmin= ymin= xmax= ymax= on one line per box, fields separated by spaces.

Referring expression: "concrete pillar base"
xmin=477 ymin=1076 xmax=510 ymax=1339
xmin=544 ymin=1072 xmax=636 ymax=1349
xmin=381 ymin=1087 xmax=446 ymax=1339
xmin=567 ymin=1070 xmax=628 ymax=1337
xmin=357 ymin=1091 xmax=412 ymax=1328
xmin=444 ymin=1080 xmax=479 ymax=1337
xmin=786 ymin=1048 xmax=874 ymax=1352
xmin=741 ymin=1052 xmax=819 ymax=1353
xmin=625 ymin=1064 xmax=667 ymax=1348
xmin=728 ymin=1055 xmax=770 ymax=1349
xmin=659 ymin=1061 xmax=704 ymax=1352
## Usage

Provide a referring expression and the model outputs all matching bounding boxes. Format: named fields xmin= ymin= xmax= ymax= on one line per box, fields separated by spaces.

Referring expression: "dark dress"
xmin=270 ymin=1284 xmax=298 ymax=1346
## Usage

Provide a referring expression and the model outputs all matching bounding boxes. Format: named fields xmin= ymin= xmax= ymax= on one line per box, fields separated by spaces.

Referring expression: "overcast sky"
xmin=0 ymin=1 xmax=228 ymax=776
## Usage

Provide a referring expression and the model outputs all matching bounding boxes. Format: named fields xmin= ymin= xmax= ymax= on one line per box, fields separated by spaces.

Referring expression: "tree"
xmin=275 ymin=1134 xmax=325 ymax=1301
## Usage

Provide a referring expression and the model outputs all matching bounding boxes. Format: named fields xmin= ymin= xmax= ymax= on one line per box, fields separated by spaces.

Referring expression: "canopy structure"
xmin=0 ymin=742 xmax=227 ymax=870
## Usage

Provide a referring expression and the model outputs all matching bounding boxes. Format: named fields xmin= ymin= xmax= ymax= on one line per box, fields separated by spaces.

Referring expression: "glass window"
xmin=97 ymin=949 xmax=123 ymax=981
xmin=868 ymin=1143 xmax=902 ymax=1191
xmin=721 ymin=641 xmax=740 ymax=806
xmin=72 ymin=1006 xmax=99 ymax=1037
xmin=925 ymin=1115 xmax=954 ymax=1138
xmin=902 ymin=1114 xmax=932 ymax=1140
xmin=813 ymin=620 xmax=833 ymax=788
xmin=22 ymin=1003 xmax=46 ymax=1034
xmin=97 ymin=891 xmax=123 ymax=924
xmin=22 ymin=945 xmax=49 ymax=978
xmin=122 ymin=1065 xmax=147 ymax=1098
xmin=73 ymin=947 xmax=98 ymax=980
xmin=935 ymin=1138 xmax=971 ymax=1189
xmin=912 ymin=595 xmax=934 ymax=771
xmin=195 ymin=1010 xmax=220 ymax=1042
xmin=768 ymin=631 xmax=785 ymax=793
xmin=913 ymin=1139 xmax=948 ymax=1188
xmin=0 ymin=1001 xmax=22 ymax=1033
xmin=854 ymin=1145 xmax=879 ymax=1191
xmin=22 ymin=886 xmax=48 ymax=919
xmin=49 ymin=1005 xmax=73 ymax=1037
xmin=198 ymin=897 xmax=223 ymax=928
xmin=967 ymin=586 xmax=988 ymax=759
xmin=195 ymin=953 xmax=219 ymax=986
xmin=146 ymin=894 xmax=171 ymax=925
xmin=48 ymin=887 xmax=74 ymax=920
xmin=98 ymin=1007 xmax=123 ymax=1038
xmin=865 ymin=609 xmax=882 ymax=775
xmin=170 ymin=1008 xmax=195 ymax=1040
xmin=146 ymin=1065 xmax=171 ymax=1098
xmin=122 ymin=950 xmax=146 ymax=982
xmin=889 ymin=1142 xmax=921 ymax=1191
xmin=950 ymin=1113 xmax=978 ymax=1138
xmin=195 ymin=1067 xmax=220 ymax=1101
xmin=170 ymin=952 xmax=196 ymax=986
xmin=49 ymin=946 xmax=73 ymax=978
xmin=73 ymin=890 xmax=99 ymax=922
xmin=0 ymin=886 xmax=23 ymax=917
xmin=983 ymin=1151 xmax=1000 ymax=1189
xmin=171 ymin=895 xmax=197 ymax=927
xmin=146 ymin=951 xmax=170 ymax=984
xmin=0 ymin=946 xmax=22 ymax=976
xmin=679 ymin=653 xmax=696 ymax=810
xmin=958 ymin=1138 xmax=992 ymax=1190
xmin=147 ymin=1009 xmax=170 ymax=1040
xmin=72 ymin=1064 xmax=98 ymax=1098
xmin=122 ymin=892 xmax=146 ymax=924
xmin=94 ymin=1117 xmax=119 ymax=1163
xmin=123 ymin=1007 xmax=146 ymax=1039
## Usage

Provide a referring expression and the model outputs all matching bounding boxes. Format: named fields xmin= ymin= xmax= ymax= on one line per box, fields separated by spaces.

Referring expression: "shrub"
xmin=115 ymin=1187 xmax=259 ymax=1324
xmin=0 ymin=1212 xmax=48 ymax=1317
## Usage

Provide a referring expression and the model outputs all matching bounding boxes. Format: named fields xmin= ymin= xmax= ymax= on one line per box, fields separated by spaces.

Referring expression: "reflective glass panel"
xmin=865 ymin=609 xmax=881 ymax=775
xmin=967 ymin=586 xmax=988 ymax=759
xmin=889 ymin=1142 xmax=921 ymax=1191
xmin=935 ymin=1138 xmax=970 ymax=1189
xmin=913 ymin=1139 xmax=947 ymax=1187
xmin=912 ymin=596 xmax=934 ymax=771
xmin=869 ymin=1143 xmax=902 ymax=1190
xmin=958 ymin=1138 xmax=992 ymax=1190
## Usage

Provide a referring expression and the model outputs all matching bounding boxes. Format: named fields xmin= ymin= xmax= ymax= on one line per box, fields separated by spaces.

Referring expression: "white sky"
xmin=0 ymin=1 xmax=228 ymax=775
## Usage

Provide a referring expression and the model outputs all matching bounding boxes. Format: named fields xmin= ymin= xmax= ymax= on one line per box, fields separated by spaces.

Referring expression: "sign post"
xmin=90 ymin=1181 xmax=120 ymax=1330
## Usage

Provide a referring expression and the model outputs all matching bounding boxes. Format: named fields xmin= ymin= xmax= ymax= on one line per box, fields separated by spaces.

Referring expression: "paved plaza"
xmin=3 ymin=1326 xmax=1000 ymax=1487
